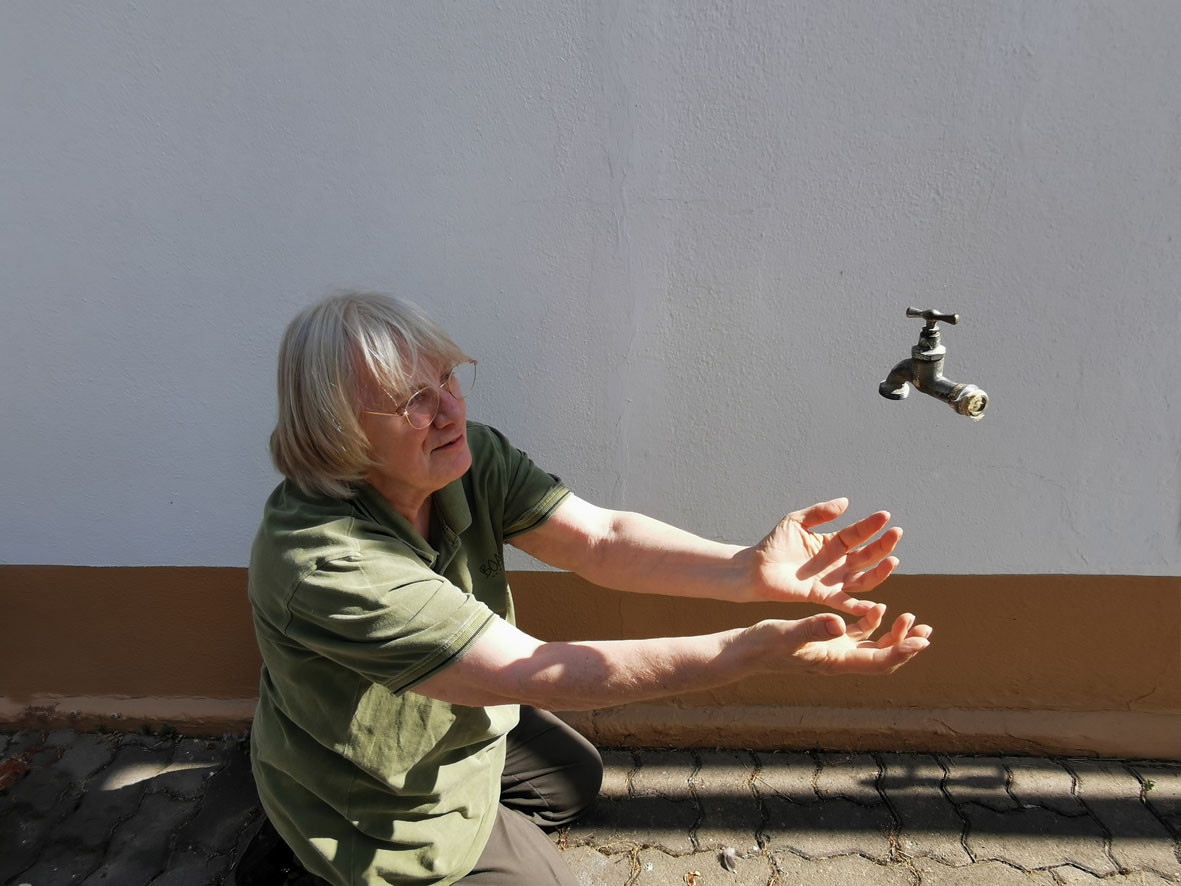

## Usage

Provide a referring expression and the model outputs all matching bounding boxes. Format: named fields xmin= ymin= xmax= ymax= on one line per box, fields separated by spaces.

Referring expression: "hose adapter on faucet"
xmin=879 ymin=307 xmax=988 ymax=420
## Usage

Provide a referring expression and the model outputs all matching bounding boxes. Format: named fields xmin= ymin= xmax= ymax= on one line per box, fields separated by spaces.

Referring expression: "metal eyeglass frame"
xmin=361 ymin=360 xmax=477 ymax=429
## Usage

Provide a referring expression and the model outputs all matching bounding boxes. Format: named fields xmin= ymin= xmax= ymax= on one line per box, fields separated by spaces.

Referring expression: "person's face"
xmin=358 ymin=359 xmax=472 ymax=517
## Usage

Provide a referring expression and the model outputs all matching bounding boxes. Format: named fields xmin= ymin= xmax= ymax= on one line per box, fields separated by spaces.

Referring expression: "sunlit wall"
xmin=2 ymin=2 xmax=1177 ymax=574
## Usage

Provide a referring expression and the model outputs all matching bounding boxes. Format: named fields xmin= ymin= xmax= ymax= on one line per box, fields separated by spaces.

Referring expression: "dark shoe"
xmin=234 ymin=817 xmax=309 ymax=885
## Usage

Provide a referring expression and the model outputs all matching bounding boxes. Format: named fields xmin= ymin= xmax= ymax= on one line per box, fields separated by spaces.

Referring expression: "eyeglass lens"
xmin=404 ymin=361 xmax=477 ymax=429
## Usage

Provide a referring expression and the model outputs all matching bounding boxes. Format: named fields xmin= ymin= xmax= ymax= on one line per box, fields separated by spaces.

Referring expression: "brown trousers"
xmin=459 ymin=706 xmax=604 ymax=885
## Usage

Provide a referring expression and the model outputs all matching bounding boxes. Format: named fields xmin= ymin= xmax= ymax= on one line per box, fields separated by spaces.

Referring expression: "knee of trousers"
xmin=538 ymin=745 xmax=605 ymax=828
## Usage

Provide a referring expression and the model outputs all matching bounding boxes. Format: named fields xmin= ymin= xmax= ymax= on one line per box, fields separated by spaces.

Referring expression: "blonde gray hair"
xmin=269 ymin=290 xmax=469 ymax=498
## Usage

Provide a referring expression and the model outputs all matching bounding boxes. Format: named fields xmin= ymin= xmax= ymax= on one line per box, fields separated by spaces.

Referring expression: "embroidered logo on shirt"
xmin=479 ymin=552 xmax=504 ymax=578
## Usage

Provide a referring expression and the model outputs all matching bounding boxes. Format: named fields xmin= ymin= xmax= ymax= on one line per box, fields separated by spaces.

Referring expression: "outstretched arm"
xmin=511 ymin=494 xmax=901 ymax=616
xmin=412 ymin=605 xmax=932 ymax=710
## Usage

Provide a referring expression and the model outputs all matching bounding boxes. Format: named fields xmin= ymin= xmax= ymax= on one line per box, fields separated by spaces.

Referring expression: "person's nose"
xmin=433 ymin=386 xmax=464 ymax=426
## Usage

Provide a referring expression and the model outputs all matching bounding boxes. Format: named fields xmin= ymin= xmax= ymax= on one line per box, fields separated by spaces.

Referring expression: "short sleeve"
xmin=282 ymin=550 xmax=498 ymax=695
xmin=468 ymin=423 xmax=570 ymax=538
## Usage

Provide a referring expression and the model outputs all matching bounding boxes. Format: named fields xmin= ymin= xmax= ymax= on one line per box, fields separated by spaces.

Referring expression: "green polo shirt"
xmin=248 ymin=422 xmax=569 ymax=886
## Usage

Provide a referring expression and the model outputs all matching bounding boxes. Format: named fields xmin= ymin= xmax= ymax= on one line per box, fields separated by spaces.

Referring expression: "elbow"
xmin=498 ymin=643 xmax=613 ymax=712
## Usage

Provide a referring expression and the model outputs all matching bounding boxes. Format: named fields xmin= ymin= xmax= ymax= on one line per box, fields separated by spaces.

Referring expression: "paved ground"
xmin=2 ymin=729 xmax=1179 ymax=885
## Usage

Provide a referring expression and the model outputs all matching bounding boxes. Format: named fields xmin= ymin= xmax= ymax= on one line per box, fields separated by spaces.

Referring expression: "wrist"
xmin=724 ymin=621 xmax=776 ymax=678
xmin=731 ymin=617 xmax=839 ymax=679
xmin=731 ymin=546 xmax=772 ymax=604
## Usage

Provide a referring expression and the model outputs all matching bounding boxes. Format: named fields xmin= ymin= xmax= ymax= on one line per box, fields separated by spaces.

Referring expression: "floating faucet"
xmin=879 ymin=307 xmax=988 ymax=420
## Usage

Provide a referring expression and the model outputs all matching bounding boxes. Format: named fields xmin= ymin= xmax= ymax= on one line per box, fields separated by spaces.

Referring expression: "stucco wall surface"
xmin=2 ymin=2 xmax=1178 ymax=573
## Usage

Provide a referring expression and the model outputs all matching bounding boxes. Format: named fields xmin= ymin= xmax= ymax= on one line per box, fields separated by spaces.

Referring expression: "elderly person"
xmin=240 ymin=290 xmax=931 ymax=886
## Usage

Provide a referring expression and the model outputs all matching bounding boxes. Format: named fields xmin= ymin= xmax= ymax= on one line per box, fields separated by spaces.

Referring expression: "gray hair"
xmin=269 ymin=290 xmax=469 ymax=498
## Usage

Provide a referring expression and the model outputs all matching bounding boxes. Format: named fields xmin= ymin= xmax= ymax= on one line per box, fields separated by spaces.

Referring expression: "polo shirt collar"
xmin=354 ymin=477 xmax=472 ymax=568
xmin=433 ymin=475 xmax=473 ymax=537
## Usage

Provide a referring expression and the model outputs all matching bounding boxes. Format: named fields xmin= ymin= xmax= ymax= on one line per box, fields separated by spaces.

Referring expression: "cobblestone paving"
xmin=2 ymin=730 xmax=1179 ymax=885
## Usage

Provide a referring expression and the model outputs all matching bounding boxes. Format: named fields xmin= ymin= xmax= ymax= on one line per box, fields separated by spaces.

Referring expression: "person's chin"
xmin=434 ymin=436 xmax=472 ymax=476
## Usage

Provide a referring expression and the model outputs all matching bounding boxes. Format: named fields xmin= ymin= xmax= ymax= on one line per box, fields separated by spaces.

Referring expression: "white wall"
xmin=2 ymin=1 xmax=1177 ymax=574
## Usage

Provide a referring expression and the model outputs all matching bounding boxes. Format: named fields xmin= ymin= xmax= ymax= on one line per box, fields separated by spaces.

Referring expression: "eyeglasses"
xmin=362 ymin=360 xmax=477 ymax=429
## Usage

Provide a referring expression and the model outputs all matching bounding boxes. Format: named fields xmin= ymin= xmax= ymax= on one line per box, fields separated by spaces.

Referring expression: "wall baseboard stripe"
xmin=557 ymin=704 xmax=1181 ymax=759
xmin=2 ymin=567 xmax=1177 ymax=758
xmin=5 ymin=695 xmax=1177 ymax=759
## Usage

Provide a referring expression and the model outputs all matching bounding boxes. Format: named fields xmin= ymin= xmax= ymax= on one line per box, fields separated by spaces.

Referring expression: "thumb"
xmin=803 ymin=612 xmax=846 ymax=641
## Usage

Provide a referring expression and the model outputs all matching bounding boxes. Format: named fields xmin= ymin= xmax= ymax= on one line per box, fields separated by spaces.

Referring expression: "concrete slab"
xmin=880 ymin=752 xmax=971 ymax=864
xmin=912 ymin=858 xmax=1058 ymax=883
xmin=1051 ymin=866 xmax=1179 ymax=885
xmin=691 ymin=751 xmax=761 ymax=855
xmin=815 ymin=752 xmax=882 ymax=805
xmin=2 ymin=732 xmax=1179 ymax=886
xmin=750 ymin=750 xmax=817 ymax=804
xmin=93 ymin=739 xmax=175 ymax=792
xmin=1070 ymin=760 xmax=1181 ymax=880
xmin=633 ymin=750 xmax=697 ymax=800
xmin=634 ymin=847 xmax=774 ymax=886
xmin=557 ymin=844 xmax=635 ymax=886
xmin=152 ymin=737 xmax=228 ymax=799
xmin=81 ymin=791 xmax=201 ymax=885
xmin=771 ymin=851 xmax=913 ymax=884
xmin=565 ymin=794 xmax=698 ymax=856
xmin=173 ymin=746 xmax=260 ymax=856
xmin=0 ymin=810 xmax=57 ymax=884
xmin=147 ymin=848 xmax=235 ymax=886
xmin=598 ymin=749 xmax=636 ymax=800
xmin=3 ymin=745 xmax=78 ymax=816
xmin=941 ymin=755 xmax=1020 ymax=811
xmin=8 ymin=846 xmax=104 ymax=886
xmin=1135 ymin=765 xmax=1181 ymax=814
xmin=51 ymin=732 xmax=119 ymax=786
xmin=961 ymin=804 xmax=1116 ymax=875
xmin=761 ymin=796 xmax=894 ymax=861
xmin=1005 ymin=756 xmax=1087 ymax=816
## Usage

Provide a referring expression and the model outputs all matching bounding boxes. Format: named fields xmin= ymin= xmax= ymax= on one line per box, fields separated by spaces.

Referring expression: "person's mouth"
xmin=433 ymin=432 xmax=465 ymax=452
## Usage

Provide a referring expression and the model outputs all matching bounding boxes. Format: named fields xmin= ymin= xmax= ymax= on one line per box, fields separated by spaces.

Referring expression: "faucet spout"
xmin=879 ymin=358 xmax=915 ymax=400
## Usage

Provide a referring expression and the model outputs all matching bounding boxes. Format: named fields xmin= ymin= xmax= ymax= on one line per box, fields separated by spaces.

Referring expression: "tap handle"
xmin=906 ymin=307 xmax=959 ymax=326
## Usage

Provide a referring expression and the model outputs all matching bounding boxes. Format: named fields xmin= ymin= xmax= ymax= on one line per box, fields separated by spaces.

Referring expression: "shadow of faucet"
xmin=879 ymin=307 xmax=988 ymax=420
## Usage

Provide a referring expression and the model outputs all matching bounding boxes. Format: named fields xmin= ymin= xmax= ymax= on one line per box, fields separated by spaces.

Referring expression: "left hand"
xmin=748 ymin=498 xmax=902 ymax=615
xmin=784 ymin=606 xmax=933 ymax=675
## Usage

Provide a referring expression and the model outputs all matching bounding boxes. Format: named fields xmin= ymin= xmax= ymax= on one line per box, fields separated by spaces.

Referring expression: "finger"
xmin=799 ymin=513 xmax=897 ymax=581
xmin=792 ymin=497 xmax=850 ymax=531
xmin=822 ymin=593 xmax=879 ymax=617
xmin=909 ymin=624 xmax=934 ymax=640
xmin=841 ymin=556 xmax=900 ymax=595
xmin=831 ymin=637 xmax=930 ymax=675
xmin=894 ymin=612 xmax=915 ymax=643
xmin=885 ymin=635 xmax=931 ymax=664
xmin=833 ymin=510 xmax=893 ymax=551
xmin=846 ymin=603 xmax=885 ymax=640
xmin=842 ymin=526 xmax=903 ymax=572
xmin=879 ymin=612 xmax=915 ymax=648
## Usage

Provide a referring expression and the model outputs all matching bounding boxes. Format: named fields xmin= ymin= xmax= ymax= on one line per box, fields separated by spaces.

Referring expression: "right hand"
xmin=744 ymin=605 xmax=932 ymax=677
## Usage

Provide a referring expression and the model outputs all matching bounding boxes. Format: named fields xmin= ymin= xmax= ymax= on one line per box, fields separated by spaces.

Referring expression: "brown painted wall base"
xmin=6 ymin=697 xmax=1176 ymax=760
xmin=3 ymin=566 xmax=1178 ymax=758
xmin=556 ymin=705 xmax=1181 ymax=759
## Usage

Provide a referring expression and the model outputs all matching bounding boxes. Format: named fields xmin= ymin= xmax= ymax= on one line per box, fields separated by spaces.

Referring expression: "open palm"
xmin=751 ymin=498 xmax=903 ymax=615
xmin=791 ymin=607 xmax=932 ymax=675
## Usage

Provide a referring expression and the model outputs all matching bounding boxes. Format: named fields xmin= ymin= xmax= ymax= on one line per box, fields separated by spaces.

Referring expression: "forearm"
xmin=416 ymin=619 xmax=758 ymax=710
xmin=534 ymin=503 xmax=758 ymax=602
xmin=503 ymin=631 xmax=752 ymax=710
xmin=583 ymin=510 xmax=752 ymax=598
